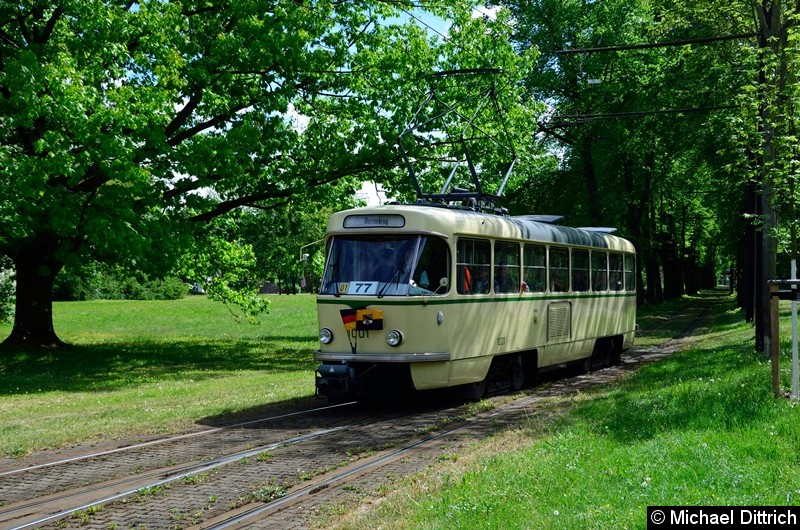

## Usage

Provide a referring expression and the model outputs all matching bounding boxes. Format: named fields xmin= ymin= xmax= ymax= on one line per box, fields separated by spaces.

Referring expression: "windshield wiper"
xmin=377 ymin=268 xmax=404 ymax=298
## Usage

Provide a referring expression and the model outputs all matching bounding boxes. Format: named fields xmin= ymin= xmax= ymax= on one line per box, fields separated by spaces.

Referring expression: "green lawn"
xmin=0 ymin=295 xmax=320 ymax=457
xmin=327 ymin=293 xmax=800 ymax=529
xmin=5 ymin=291 xmax=800 ymax=529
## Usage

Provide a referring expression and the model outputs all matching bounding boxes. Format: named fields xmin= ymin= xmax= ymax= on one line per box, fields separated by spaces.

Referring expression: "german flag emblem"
xmin=340 ymin=308 xmax=357 ymax=331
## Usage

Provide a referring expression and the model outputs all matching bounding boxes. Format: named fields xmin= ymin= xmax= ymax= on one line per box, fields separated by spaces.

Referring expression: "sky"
xmin=356 ymin=181 xmax=392 ymax=206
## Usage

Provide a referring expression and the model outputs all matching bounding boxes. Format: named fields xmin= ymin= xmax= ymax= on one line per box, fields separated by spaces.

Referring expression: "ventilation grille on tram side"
xmin=547 ymin=301 xmax=572 ymax=341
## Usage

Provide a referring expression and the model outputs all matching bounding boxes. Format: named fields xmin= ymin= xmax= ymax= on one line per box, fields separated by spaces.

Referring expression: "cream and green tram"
xmin=314 ymin=204 xmax=637 ymax=401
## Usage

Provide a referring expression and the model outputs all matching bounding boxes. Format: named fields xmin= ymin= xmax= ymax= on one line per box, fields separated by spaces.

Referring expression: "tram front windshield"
xmin=320 ymin=235 xmax=450 ymax=296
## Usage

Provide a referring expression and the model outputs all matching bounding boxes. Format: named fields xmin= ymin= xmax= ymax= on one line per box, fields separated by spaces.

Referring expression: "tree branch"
xmin=0 ymin=27 xmax=20 ymax=48
xmin=165 ymin=88 xmax=203 ymax=140
xmin=17 ymin=15 xmax=31 ymax=45
xmin=187 ymin=163 xmax=380 ymax=222
xmin=39 ymin=5 xmax=63 ymax=44
xmin=166 ymin=102 xmax=250 ymax=146
xmin=69 ymin=165 xmax=111 ymax=194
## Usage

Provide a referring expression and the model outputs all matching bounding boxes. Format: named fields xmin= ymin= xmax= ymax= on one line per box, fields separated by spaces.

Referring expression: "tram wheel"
xmin=463 ymin=378 xmax=486 ymax=400
xmin=600 ymin=340 xmax=614 ymax=368
xmin=610 ymin=338 xmax=622 ymax=365
xmin=581 ymin=355 xmax=593 ymax=373
xmin=583 ymin=339 xmax=611 ymax=373
xmin=510 ymin=354 xmax=525 ymax=391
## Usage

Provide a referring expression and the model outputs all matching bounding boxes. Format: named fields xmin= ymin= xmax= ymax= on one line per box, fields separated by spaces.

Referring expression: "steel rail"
xmin=4 ymin=409 xmax=397 ymax=530
xmin=0 ymin=401 xmax=356 ymax=478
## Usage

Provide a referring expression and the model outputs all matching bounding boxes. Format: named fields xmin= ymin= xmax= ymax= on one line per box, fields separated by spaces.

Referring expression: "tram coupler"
xmin=315 ymin=362 xmax=355 ymax=400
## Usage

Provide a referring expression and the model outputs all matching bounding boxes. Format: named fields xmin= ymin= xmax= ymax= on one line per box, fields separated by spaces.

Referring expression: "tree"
xmin=238 ymin=200 xmax=334 ymax=295
xmin=499 ymin=0 xmax=757 ymax=304
xmin=748 ymin=0 xmax=800 ymax=352
xmin=0 ymin=0 xmax=516 ymax=346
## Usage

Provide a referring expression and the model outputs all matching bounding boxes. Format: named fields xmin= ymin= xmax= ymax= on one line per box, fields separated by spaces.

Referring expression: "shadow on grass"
xmin=0 ymin=337 xmax=319 ymax=395
xmin=194 ymin=382 xmax=489 ymax=429
xmin=573 ymin=336 xmax=773 ymax=445
xmin=636 ymin=289 xmax=740 ymax=340
xmin=504 ymin=290 xmax=769 ymax=446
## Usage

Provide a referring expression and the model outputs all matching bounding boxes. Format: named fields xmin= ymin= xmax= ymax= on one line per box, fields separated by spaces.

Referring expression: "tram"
xmin=313 ymin=203 xmax=637 ymax=401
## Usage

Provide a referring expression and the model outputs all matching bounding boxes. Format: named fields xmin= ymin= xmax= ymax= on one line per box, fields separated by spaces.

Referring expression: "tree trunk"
xmin=661 ymin=229 xmax=685 ymax=300
xmin=741 ymin=179 xmax=757 ymax=321
xmin=623 ymin=154 xmax=647 ymax=304
xmin=3 ymin=246 xmax=65 ymax=348
xmin=683 ymin=241 xmax=700 ymax=296
xmin=645 ymin=254 xmax=663 ymax=303
xmin=581 ymin=145 xmax=603 ymax=226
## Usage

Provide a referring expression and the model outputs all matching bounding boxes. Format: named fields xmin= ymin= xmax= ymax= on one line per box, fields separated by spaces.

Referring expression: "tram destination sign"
xmin=344 ymin=214 xmax=405 ymax=228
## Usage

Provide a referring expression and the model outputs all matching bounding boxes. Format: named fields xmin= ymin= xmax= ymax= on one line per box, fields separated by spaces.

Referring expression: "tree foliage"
xmin=498 ymin=0 xmax=764 ymax=302
xmin=0 ymin=0 xmax=543 ymax=346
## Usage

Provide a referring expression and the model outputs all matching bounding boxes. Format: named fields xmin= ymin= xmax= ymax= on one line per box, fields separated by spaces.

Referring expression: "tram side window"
xmin=457 ymin=238 xmax=490 ymax=294
xmin=571 ymin=249 xmax=589 ymax=292
xmin=592 ymin=251 xmax=608 ymax=292
xmin=494 ymin=241 xmax=521 ymax=293
xmin=549 ymin=246 xmax=569 ymax=292
xmin=609 ymin=253 xmax=623 ymax=291
xmin=411 ymin=237 xmax=451 ymax=295
xmin=624 ymin=254 xmax=636 ymax=292
xmin=523 ymin=244 xmax=546 ymax=293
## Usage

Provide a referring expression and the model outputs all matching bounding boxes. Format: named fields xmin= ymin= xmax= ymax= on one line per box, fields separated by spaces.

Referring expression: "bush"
xmin=54 ymin=264 xmax=189 ymax=301
xmin=142 ymin=276 xmax=189 ymax=300
xmin=0 ymin=269 xmax=13 ymax=323
xmin=53 ymin=263 xmax=96 ymax=301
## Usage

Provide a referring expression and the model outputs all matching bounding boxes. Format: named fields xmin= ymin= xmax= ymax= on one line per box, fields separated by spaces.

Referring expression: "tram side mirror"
xmin=439 ymin=277 xmax=449 ymax=288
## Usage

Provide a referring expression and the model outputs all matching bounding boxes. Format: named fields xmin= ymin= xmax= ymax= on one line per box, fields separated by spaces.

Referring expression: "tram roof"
xmin=328 ymin=204 xmax=636 ymax=253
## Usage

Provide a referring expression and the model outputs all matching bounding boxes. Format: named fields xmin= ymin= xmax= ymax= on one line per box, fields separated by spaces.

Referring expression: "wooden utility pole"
xmin=770 ymin=282 xmax=781 ymax=395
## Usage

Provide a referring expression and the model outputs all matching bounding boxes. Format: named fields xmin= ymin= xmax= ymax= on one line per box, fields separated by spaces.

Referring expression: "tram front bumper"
xmin=314 ymin=351 xmax=450 ymax=363
xmin=314 ymin=351 xmax=451 ymax=399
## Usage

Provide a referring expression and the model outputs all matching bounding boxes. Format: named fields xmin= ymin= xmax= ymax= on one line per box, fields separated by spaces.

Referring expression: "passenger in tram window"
xmin=473 ymin=266 xmax=490 ymax=294
xmin=457 ymin=265 xmax=472 ymax=294
xmin=495 ymin=262 xmax=518 ymax=293
xmin=551 ymin=277 xmax=566 ymax=292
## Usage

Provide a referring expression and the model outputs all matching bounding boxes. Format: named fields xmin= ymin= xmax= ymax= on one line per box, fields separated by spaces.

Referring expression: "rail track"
xmin=0 ymin=294 xmax=721 ymax=530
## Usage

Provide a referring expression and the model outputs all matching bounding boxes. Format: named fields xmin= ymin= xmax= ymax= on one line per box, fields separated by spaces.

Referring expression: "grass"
xmin=0 ymin=295 xmax=319 ymax=457
xmin=325 ymin=292 xmax=800 ymax=529
xmin=5 ymin=289 xmax=800 ymax=528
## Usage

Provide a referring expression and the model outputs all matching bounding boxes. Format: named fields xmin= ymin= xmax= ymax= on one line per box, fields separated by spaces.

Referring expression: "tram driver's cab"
xmin=320 ymin=234 xmax=450 ymax=297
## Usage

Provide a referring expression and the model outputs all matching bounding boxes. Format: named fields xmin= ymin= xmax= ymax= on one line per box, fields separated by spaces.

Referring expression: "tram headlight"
xmin=319 ymin=328 xmax=334 ymax=344
xmin=386 ymin=329 xmax=403 ymax=347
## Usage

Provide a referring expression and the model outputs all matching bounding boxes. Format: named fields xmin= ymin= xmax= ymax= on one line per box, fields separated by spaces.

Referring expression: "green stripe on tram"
xmin=317 ymin=292 xmax=636 ymax=309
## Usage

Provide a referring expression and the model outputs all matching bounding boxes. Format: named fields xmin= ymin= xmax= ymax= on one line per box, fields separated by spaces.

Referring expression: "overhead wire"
xmin=546 ymin=31 xmax=758 ymax=129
